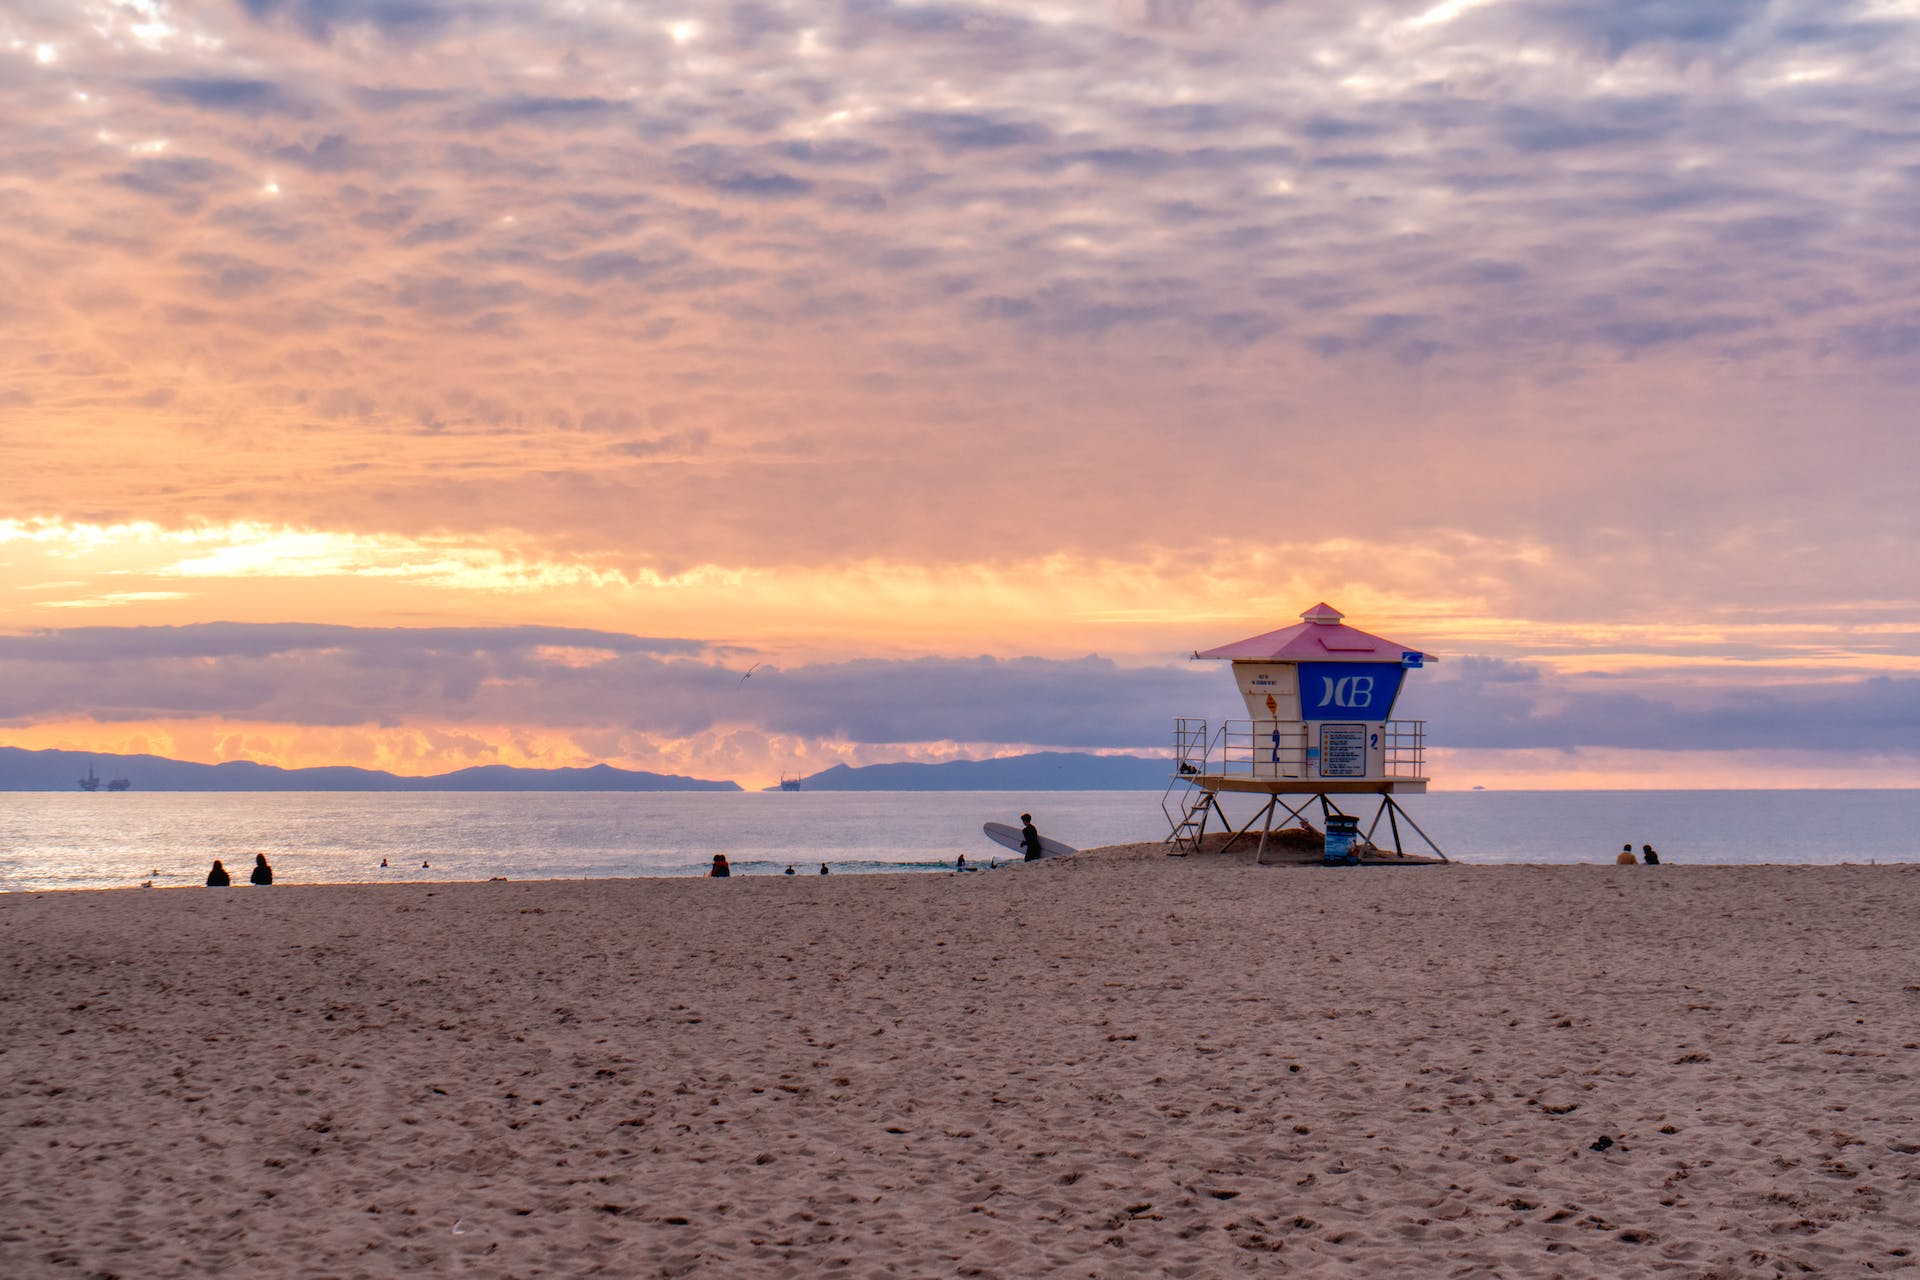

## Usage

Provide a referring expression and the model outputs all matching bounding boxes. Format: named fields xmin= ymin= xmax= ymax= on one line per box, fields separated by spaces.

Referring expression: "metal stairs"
xmin=1165 ymin=787 xmax=1218 ymax=855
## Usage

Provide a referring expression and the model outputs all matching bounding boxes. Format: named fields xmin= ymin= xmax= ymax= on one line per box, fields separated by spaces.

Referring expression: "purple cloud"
xmin=142 ymin=76 xmax=309 ymax=117
xmin=1 ymin=627 xmax=1913 ymax=764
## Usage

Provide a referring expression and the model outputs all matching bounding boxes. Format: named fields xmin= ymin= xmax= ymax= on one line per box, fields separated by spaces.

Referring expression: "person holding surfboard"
xmin=981 ymin=818 xmax=1075 ymax=862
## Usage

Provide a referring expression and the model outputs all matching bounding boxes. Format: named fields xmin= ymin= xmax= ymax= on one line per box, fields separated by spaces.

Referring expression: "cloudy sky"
xmin=1 ymin=0 xmax=1915 ymax=788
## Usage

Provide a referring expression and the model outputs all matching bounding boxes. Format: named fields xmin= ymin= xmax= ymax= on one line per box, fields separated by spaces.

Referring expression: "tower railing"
xmin=1171 ymin=717 xmax=1213 ymax=774
xmin=1379 ymin=720 xmax=1426 ymax=778
xmin=1171 ymin=718 xmax=1427 ymax=781
xmin=1164 ymin=719 xmax=1224 ymax=852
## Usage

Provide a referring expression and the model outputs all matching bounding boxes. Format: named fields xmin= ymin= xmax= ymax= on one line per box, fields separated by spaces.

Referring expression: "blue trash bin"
xmin=1323 ymin=815 xmax=1360 ymax=865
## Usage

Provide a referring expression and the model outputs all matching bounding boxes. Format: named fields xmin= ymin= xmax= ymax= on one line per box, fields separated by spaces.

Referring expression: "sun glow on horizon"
xmin=1 ymin=518 xmax=1912 ymax=678
xmin=0 ymin=719 xmax=1203 ymax=793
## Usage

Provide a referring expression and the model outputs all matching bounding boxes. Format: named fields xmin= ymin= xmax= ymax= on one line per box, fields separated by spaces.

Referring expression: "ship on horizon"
xmin=779 ymin=773 xmax=802 ymax=791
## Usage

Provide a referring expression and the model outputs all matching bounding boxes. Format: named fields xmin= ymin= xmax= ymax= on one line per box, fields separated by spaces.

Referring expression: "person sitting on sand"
xmin=1616 ymin=844 xmax=1637 ymax=865
xmin=710 ymin=854 xmax=731 ymax=878
xmin=1642 ymin=844 xmax=1660 ymax=866
xmin=205 ymin=859 xmax=230 ymax=887
xmin=250 ymin=854 xmax=274 ymax=886
xmin=819 ymin=863 xmax=829 ymax=875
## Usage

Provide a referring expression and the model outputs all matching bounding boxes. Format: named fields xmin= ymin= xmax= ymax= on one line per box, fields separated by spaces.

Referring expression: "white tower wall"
xmin=1230 ymin=660 xmax=1398 ymax=783
xmin=1231 ymin=663 xmax=1301 ymax=722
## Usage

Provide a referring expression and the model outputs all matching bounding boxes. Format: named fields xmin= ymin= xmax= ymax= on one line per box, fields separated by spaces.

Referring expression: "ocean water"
xmin=0 ymin=789 xmax=1915 ymax=893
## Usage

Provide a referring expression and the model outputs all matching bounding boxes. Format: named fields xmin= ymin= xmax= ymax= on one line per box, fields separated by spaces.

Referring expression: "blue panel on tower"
xmin=1297 ymin=662 xmax=1406 ymax=720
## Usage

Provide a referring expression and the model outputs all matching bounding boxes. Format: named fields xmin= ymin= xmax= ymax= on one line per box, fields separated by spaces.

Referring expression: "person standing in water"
xmin=1020 ymin=813 xmax=1043 ymax=862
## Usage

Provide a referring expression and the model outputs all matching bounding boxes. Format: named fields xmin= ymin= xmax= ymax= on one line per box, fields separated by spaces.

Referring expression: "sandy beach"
xmin=3 ymin=854 xmax=1916 ymax=1278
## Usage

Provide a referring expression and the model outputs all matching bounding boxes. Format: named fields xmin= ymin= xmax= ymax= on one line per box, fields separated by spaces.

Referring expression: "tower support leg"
xmin=1250 ymin=797 xmax=1279 ymax=864
xmin=1221 ymin=794 xmax=1318 ymax=859
xmin=1384 ymin=796 xmax=1447 ymax=861
xmin=1205 ymin=791 xmax=1447 ymax=864
xmin=1363 ymin=796 xmax=1391 ymax=851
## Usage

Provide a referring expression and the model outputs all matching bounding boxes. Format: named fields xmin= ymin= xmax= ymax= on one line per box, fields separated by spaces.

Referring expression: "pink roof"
xmin=1193 ymin=603 xmax=1434 ymax=663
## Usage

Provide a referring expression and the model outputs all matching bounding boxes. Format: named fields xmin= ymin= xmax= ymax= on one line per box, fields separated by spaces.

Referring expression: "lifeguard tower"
xmin=1166 ymin=603 xmax=1447 ymax=863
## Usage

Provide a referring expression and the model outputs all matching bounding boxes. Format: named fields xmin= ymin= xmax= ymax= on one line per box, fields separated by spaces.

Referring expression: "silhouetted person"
xmin=1020 ymin=813 xmax=1043 ymax=862
xmin=818 ymin=863 xmax=829 ymax=875
xmin=1616 ymin=843 xmax=1637 ymax=865
xmin=710 ymin=854 xmax=731 ymax=878
xmin=250 ymin=854 xmax=273 ymax=886
xmin=380 ymin=858 xmax=389 ymax=868
xmin=205 ymin=859 xmax=230 ymax=887
xmin=784 ymin=864 xmax=795 ymax=876
xmin=956 ymin=853 xmax=969 ymax=872
xmin=1642 ymin=844 xmax=1660 ymax=866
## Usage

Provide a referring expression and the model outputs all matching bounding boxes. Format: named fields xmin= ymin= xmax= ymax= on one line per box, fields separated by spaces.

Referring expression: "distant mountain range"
xmin=774 ymin=752 xmax=1175 ymax=791
xmin=0 ymin=746 xmax=1177 ymax=792
xmin=0 ymin=748 xmax=740 ymax=792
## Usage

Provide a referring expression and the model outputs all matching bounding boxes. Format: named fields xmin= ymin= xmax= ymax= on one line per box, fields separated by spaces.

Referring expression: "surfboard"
xmin=982 ymin=821 xmax=1077 ymax=861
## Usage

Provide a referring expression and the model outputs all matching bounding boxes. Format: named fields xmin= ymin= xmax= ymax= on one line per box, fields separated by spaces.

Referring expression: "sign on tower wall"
xmin=1295 ymin=662 xmax=1405 ymax=721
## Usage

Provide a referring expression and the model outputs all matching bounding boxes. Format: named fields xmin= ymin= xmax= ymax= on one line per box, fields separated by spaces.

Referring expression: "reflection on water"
xmin=0 ymin=788 xmax=1914 ymax=892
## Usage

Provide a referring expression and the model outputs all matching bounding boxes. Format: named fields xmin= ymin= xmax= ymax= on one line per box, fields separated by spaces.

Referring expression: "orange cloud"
xmin=3 ymin=1 xmax=1917 ymax=786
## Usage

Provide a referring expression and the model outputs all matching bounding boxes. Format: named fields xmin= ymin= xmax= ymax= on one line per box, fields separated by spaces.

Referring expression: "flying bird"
xmin=738 ymin=663 xmax=763 ymax=686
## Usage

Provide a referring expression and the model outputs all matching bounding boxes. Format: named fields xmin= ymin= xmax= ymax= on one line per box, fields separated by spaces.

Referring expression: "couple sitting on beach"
xmin=206 ymin=854 xmax=273 ymax=886
xmin=1616 ymin=844 xmax=1661 ymax=865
